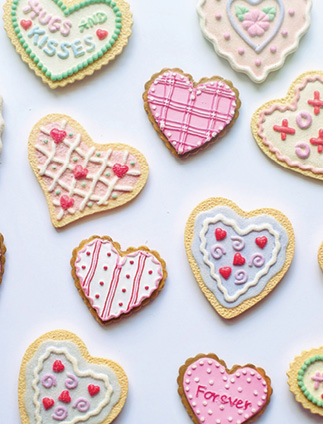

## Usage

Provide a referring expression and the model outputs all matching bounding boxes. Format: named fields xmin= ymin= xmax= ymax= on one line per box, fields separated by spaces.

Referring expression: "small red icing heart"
xmin=60 ymin=195 xmax=74 ymax=210
xmin=113 ymin=163 xmax=129 ymax=178
xmin=219 ymin=267 xmax=232 ymax=280
xmin=20 ymin=19 xmax=32 ymax=30
xmin=42 ymin=397 xmax=54 ymax=410
xmin=58 ymin=390 xmax=71 ymax=403
xmin=50 ymin=128 xmax=67 ymax=144
xmin=96 ymin=29 xmax=108 ymax=40
xmin=215 ymin=228 xmax=227 ymax=241
xmin=255 ymin=236 xmax=268 ymax=249
xmin=53 ymin=360 xmax=65 ymax=372
xmin=88 ymin=384 xmax=100 ymax=397
xmin=73 ymin=164 xmax=88 ymax=180
xmin=233 ymin=253 xmax=246 ymax=266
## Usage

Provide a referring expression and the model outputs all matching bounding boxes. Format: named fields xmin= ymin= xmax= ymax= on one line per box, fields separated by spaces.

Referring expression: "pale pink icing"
xmin=147 ymin=71 xmax=237 ymax=155
xmin=75 ymin=239 xmax=164 ymax=321
xmin=34 ymin=120 xmax=142 ymax=220
xmin=183 ymin=358 xmax=268 ymax=424
xmin=257 ymin=75 xmax=323 ymax=174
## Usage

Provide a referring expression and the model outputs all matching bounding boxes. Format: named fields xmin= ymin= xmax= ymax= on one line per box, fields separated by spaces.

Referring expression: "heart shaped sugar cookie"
xmin=252 ymin=71 xmax=323 ymax=181
xmin=28 ymin=114 xmax=149 ymax=228
xmin=185 ymin=197 xmax=294 ymax=319
xmin=287 ymin=346 xmax=323 ymax=416
xmin=18 ymin=330 xmax=128 ymax=424
xmin=3 ymin=0 xmax=132 ymax=88
xmin=178 ymin=353 xmax=272 ymax=424
xmin=143 ymin=69 xmax=240 ymax=158
xmin=71 ymin=235 xmax=167 ymax=324
xmin=0 ymin=234 xmax=6 ymax=285
xmin=197 ymin=0 xmax=312 ymax=83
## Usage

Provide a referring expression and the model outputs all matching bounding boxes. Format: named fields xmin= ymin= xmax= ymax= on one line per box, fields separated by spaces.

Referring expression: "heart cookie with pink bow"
xmin=4 ymin=0 xmax=132 ymax=88
xmin=143 ymin=69 xmax=240 ymax=158
xmin=178 ymin=353 xmax=272 ymax=424
xmin=28 ymin=114 xmax=149 ymax=228
xmin=197 ymin=0 xmax=312 ymax=83
xmin=71 ymin=235 xmax=167 ymax=324
xmin=185 ymin=197 xmax=295 ymax=319
xmin=19 ymin=330 xmax=128 ymax=424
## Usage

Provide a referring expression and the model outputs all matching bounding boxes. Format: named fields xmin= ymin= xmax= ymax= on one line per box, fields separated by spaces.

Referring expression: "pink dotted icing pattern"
xmin=147 ymin=71 xmax=237 ymax=155
xmin=34 ymin=119 xmax=142 ymax=221
xmin=75 ymin=239 xmax=164 ymax=321
xmin=183 ymin=358 xmax=268 ymax=424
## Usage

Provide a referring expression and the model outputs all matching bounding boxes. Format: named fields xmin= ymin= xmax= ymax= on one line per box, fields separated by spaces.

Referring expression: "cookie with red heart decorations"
xmin=287 ymin=346 xmax=323 ymax=416
xmin=28 ymin=114 xmax=149 ymax=228
xmin=19 ymin=330 xmax=128 ymax=424
xmin=197 ymin=0 xmax=312 ymax=83
xmin=0 ymin=234 xmax=6 ymax=285
xmin=71 ymin=235 xmax=167 ymax=324
xmin=143 ymin=68 xmax=241 ymax=158
xmin=178 ymin=353 xmax=272 ymax=424
xmin=252 ymin=71 xmax=323 ymax=181
xmin=185 ymin=197 xmax=294 ymax=319
xmin=3 ymin=0 xmax=132 ymax=88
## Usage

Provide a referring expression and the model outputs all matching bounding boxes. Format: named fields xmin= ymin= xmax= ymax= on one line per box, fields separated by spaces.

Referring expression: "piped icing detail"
xmin=298 ymin=355 xmax=323 ymax=407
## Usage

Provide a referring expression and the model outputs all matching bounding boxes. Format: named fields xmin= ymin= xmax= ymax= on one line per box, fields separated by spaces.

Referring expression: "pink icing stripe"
xmin=127 ymin=253 xmax=147 ymax=309
xmin=101 ymin=259 xmax=122 ymax=320
xmin=82 ymin=240 xmax=102 ymax=296
xmin=257 ymin=75 xmax=323 ymax=174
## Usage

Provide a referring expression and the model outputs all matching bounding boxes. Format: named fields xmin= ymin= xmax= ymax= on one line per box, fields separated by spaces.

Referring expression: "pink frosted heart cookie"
xmin=252 ymin=71 xmax=323 ymax=181
xmin=71 ymin=235 xmax=167 ymax=324
xmin=18 ymin=330 xmax=128 ymax=424
xmin=178 ymin=353 xmax=272 ymax=424
xmin=28 ymin=114 xmax=149 ymax=228
xmin=197 ymin=0 xmax=312 ymax=83
xmin=143 ymin=68 xmax=240 ymax=158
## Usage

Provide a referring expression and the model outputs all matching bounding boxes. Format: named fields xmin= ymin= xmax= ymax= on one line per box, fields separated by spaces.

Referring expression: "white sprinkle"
xmin=186 ymin=379 xmax=190 ymax=384
xmin=197 ymin=90 xmax=202 ymax=95
xmin=209 ymin=380 xmax=214 ymax=385
xmin=262 ymin=396 xmax=266 ymax=400
xmin=203 ymin=401 xmax=207 ymax=406
xmin=238 ymin=387 xmax=243 ymax=393
xmin=185 ymin=387 xmax=190 ymax=392
xmin=190 ymin=94 xmax=196 ymax=101
xmin=208 ymin=410 xmax=213 ymax=415
xmin=192 ymin=402 xmax=196 ymax=407
xmin=230 ymin=378 xmax=235 ymax=383
xmin=242 ymin=370 xmax=247 ymax=375
xmin=207 ymin=368 xmax=211 ymax=374
xmin=200 ymin=360 xmax=204 ymax=366
xmin=201 ymin=418 xmax=205 ymax=423
xmin=250 ymin=370 xmax=255 ymax=376
xmin=245 ymin=414 xmax=249 ymax=419
xmin=152 ymin=105 xmax=156 ymax=110
xmin=196 ymin=409 xmax=200 ymax=415
xmin=194 ymin=377 xmax=200 ymax=383
xmin=258 ymin=401 xmax=262 ymax=407
xmin=225 ymin=384 xmax=230 ymax=389
xmin=220 ymin=405 xmax=224 ymax=410
xmin=247 ymin=378 xmax=251 ymax=383
xmin=236 ymin=373 xmax=241 ymax=378
xmin=192 ymin=365 xmax=197 ymax=370
xmin=253 ymin=391 xmax=258 ymax=396
xmin=228 ymin=418 xmax=233 ymax=422
xmin=188 ymin=371 xmax=192 ymax=376
xmin=223 ymin=376 xmax=227 ymax=381
xmin=189 ymin=394 xmax=193 ymax=399
xmin=252 ymin=408 xmax=256 ymax=413
xmin=208 ymin=360 xmax=213 ymax=365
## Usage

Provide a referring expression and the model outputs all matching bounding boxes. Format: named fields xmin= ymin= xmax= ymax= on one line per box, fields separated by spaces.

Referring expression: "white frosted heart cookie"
xmin=71 ymin=235 xmax=167 ymax=324
xmin=185 ymin=197 xmax=295 ymax=319
xmin=3 ymin=0 xmax=132 ymax=88
xmin=28 ymin=114 xmax=149 ymax=228
xmin=197 ymin=0 xmax=312 ymax=83
xmin=18 ymin=330 xmax=128 ymax=424
xmin=252 ymin=71 xmax=323 ymax=181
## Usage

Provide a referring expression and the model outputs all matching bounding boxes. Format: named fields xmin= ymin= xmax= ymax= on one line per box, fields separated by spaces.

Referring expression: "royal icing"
xmin=74 ymin=238 xmax=164 ymax=322
xmin=197 ymin=0 xmax=312 ymax=83
xmin=0 ymin=96 xmax=4 ymax=152
xmin=298 ymin=355 xmax=323 ymax=407
xmin=23 ymin=339 xmax=122 ymax=424
xmin=29 ymin=115 xmax=148 ymax=227
xmin=255 ymin=73 xmax=323 ymax=178
xmin=146 ymin=70 xmax=238 ymax=156
xmin=182 ymin=356 xmax=269 ymax=424
xmin=5 ymin=0 xmax=132 ymax=87
xmin=191 ymin=205 xmax=289 ymax=308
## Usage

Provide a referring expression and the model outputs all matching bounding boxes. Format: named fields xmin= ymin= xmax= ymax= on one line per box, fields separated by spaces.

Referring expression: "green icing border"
xmin=11 ymin=0 xmax=122 ymax=81
xmin=298 ymin=355 xmax=323 ymax=407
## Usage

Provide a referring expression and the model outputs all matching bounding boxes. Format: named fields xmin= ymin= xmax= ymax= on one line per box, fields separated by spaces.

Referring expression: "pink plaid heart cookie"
xmin=71 ymin=235 xmax=167 ymax=325
xmin=143 ymin=69 xmax=241 ymax=158
xmin=178 ymin=353 xmax=272 ymax=424
xmin=28 ymin=114 xmax=149 ymax=228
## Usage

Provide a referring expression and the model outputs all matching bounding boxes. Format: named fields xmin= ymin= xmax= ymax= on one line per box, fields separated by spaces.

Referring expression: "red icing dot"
xmin=95 ymin=294 xmax=100 ymax=299
xmin=100 ymin=281 xmax=104 ymax=286
xmin=119 ymin=302 xmax=123 ymax=306
xmin=107 ymin=252 xmax=111 ymax=257
xmin=86 ymin=252 xmax=91 ymax=256
xmin=321 ymin=394 xmax=323 ymax=399
xmin=122 ymin=288 xmax=126 ymax=293
xmin=130 ymin=260 xmax=134 ymax=264
xmin=148 ymin=270 xmax=153 ymax=275
xmin=82 ymin=265 xmax=86 ymax=269
xmin=104 ymin=266 xmax=108 ymax=270
xmin=126 ymin=274 xmax=130 ymax=279
xmin=145 ymin=286 xmax=149 ymax=290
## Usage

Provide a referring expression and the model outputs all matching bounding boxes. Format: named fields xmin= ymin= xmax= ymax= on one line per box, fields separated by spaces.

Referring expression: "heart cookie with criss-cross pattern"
xmin=28 ymin=114 xmax=149 ymax=228
xmin=71 ymin=235 xmax=167 ymax=325
xmin=178 ymin=353 xmax=272 ymax=424
xmin=19 ymin=330 xmax=128 ymax=424
xmin=3 ymin=0 xmax=132 ymax=88
xmin=197 ymin=0 xmax=312 ymax=83
xmin=185 ymin=197 xmax=295 ymax=319
xmin=143 ymin=68 xmax=240 ymax=158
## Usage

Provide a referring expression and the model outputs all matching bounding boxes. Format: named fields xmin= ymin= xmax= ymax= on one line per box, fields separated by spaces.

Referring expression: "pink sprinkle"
xmin=119 ymin=302 xmax=123 ymax=307
xmin=238 ymin=48 xmax=245 ymax=55
xmin=270 ymin=46 xmax=277 ymax=53
xmin=281 ymin=30 xmax=288 ymax=37
xmin=95 ymin=294 xmax=100 ymax=299
xmin=215 ymin=13 xmax=222 ymax=20
xmin=288 ymin=9 xmax=295 ymax=16
xmin=224 ymin=33 xmax=231 ymax=40
xmin=100 ymin=281 xmax=104 ymax=286
xmin=255 ymin=59 xmax=262 ymax=67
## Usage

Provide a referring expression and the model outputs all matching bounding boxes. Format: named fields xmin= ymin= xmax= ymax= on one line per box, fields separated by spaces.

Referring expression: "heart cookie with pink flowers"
xmin=252 ymin=71 xmax=323 ymax=181
xmin=197 ymin=0 xmax=312 ymax=83
xmin=178 ymin=353 xmax=272 ymax=424
xmin=28 ymin=114 xmax=149 ymax=228
xmin=71 ymin=235 xmax=167 ymax=324
xmin=19 ymin=330 xmax=128 ymax=424
xmin=143 ymin=69 xmax=240 ymax=158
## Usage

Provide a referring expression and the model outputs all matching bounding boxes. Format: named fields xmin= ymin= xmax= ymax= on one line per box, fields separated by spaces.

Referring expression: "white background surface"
xmin=0 ymin=0 xmax=323 ymax=422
